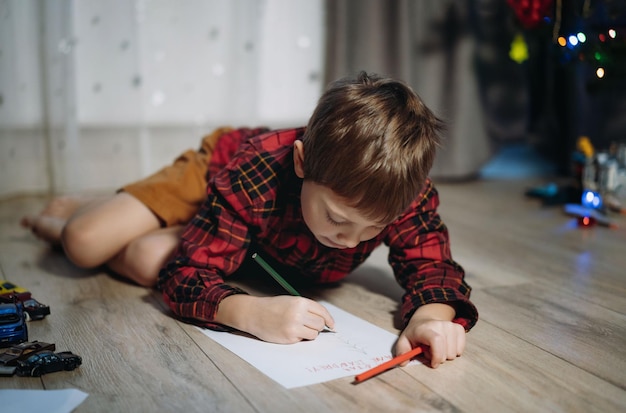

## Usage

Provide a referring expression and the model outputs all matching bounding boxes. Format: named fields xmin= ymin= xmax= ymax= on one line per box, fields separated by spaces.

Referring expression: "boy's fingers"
xmin=455 ymin=324 xmax=466 ymax=357
xmin=303 ymin=313 xmax=327 ymax=333
xmin=395 ymin=336 xmax=414 ymax=367
xmin=447 ymin=333 xmax=458 ymax=359
xmin=308 ymin=302 xmax=335 ymax=330
xmin=431 ymin=325 xmax=465 ymax=366
xmin=425 ymin=332 xmax=446 ymax=368
xmin=395 ymin=337 xmax=411 ymax=355
xmin=300 ymin=325 xmax=321 ymax=341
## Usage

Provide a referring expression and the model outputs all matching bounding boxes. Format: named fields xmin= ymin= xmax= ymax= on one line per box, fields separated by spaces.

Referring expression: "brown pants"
xmin=121 ymin=127 xmax=234 ymax=227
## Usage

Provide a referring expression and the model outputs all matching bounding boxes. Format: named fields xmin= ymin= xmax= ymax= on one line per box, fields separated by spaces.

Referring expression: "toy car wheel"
xmin=31 ymin=366 xmax=41 ymax=377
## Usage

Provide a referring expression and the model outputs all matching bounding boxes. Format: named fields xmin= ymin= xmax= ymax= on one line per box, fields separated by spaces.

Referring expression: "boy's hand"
xmin=395 ymin=303 xmax=465 ymax=369
xmin=216 ymin=295 xmax=335 ymax=344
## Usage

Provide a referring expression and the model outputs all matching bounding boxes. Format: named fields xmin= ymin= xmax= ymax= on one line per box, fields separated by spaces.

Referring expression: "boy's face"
xmin=293 ymin=140 xmax=386 ymax=249
xmin=299 ymin=181 xmax=387 ymax=249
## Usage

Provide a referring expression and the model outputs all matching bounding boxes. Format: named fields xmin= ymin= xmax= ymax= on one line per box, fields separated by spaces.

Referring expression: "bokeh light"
xmin=568 ymin=35 xmax=579 ymax=46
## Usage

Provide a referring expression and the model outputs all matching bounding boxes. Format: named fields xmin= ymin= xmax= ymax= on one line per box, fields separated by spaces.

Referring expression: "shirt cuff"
xmin=401 ymin=289 xmax=479 ymax=331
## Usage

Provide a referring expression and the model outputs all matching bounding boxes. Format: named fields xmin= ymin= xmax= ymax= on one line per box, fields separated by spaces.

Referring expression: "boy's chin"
xmin=318 ymin=236 xmax=346 ymax=249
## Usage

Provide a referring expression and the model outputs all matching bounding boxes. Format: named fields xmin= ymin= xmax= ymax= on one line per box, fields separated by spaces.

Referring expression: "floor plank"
xmin=415 ymin=320 xmax=626 ymax=413
xmin=474 ymin=284 xmax=626 ymax=389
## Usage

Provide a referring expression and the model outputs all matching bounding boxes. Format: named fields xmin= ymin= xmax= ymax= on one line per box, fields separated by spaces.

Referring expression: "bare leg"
xmin=60 ymin=192 xmax=162 ymax=269
xmin=20 ymin=195 xmax=104 ymax=244
xmin=107 ymin=226 xmax=185 ymax=287
xmin=23 ymin=192 xmax=183 ymax=287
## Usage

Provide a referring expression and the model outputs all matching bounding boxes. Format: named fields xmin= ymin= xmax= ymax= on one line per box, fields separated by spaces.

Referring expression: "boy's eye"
xmin=325 ymin=213 xmax=342 ymax=226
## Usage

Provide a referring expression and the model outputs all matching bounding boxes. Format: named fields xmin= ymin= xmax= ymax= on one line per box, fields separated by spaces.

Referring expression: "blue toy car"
xmin=0 ymin=302 xmax=28 ymax=348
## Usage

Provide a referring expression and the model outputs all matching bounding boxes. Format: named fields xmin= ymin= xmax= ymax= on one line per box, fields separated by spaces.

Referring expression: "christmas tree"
xmin=507 ymin=0 xmax=626 ymax=172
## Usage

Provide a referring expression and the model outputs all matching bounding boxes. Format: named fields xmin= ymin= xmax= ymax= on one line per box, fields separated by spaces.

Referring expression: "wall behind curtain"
xmin=0 ymin=0 xmax=325 ymax=197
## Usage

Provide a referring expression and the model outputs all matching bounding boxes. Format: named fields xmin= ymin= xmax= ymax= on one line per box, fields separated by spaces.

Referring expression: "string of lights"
xmin=508 ymin=0 xmax=626 ymax=84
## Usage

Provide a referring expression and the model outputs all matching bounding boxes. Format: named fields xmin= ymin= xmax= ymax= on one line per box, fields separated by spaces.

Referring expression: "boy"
xmin=23 ymin=72 xmax=478 ymax=368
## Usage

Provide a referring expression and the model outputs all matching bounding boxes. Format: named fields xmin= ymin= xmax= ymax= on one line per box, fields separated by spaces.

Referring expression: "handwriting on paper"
xmin=198 ymin=301 xmax=420 ymax=388
xmin=303 ymin=355 xmax=393 ymax=374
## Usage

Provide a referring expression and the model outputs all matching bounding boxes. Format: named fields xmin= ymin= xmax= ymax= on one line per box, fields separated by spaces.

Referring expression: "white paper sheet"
xmin=0 ymin=389 xmax=88 ymax=413
xmin=198 ymin=301 xmax=419 ymax=388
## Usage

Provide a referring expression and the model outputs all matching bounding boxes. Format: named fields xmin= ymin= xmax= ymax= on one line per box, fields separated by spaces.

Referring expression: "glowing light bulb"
xmin=582 ymin=190 xmax=603 ymax=209
xmin=577 ymin=32 xmax=586 ymax=43
xmin=608 ymin=29 xmax=616 ymax=38
xmin=596 ymin=67 xmax=605 ymax=78
xmin=568 ymin=35 xmax=578 ymax=46
xmin=592 ymin=197 xmax=601 ymax=208
xmin=558 ymin=36 xmax=567 ymax=46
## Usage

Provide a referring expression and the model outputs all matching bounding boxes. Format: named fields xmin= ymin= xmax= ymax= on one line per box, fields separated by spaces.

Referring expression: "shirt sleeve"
xmin=157 ymin=189 xmax=252 ymax=330
xmin=385 ymin=180 xmax=478 ymax=331
xmin=157 ymin=129 xmax=296 ymax=331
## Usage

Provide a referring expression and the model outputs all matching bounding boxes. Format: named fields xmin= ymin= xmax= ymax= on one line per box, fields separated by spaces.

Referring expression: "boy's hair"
xmin=302 ymin=71 xmax=444 ymax=223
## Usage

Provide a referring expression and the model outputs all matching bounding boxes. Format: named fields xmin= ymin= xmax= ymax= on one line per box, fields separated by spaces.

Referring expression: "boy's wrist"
xmin=214 ymin=294 xmax=257 ymax=332
xmin=409 ymin=302 xmax=456 ymax=324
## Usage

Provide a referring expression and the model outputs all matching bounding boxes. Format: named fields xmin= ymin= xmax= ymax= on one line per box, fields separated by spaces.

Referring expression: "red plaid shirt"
xmin=158 ymin=128 xmax=478 ymax=331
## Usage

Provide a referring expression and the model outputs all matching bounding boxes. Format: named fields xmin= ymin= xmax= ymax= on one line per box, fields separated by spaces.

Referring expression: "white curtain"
xmin=0 ymin=0 xmax=325 ymax=197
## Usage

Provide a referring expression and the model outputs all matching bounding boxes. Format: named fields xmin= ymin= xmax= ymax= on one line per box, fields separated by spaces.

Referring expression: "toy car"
xmin=0 ymin=290 xmax=50 ymax=321
xmin=0 ymin=302 xmax=28 ymax=348
xmin=0 ymin=340 xmax=55 ymax=365
xmin=0 ymin=281 xmax=29 ymax=300
xmin=21 ymin=296 xmax=50 ymax=320
xmin=15 ymin=350 xmax=82 ymax=377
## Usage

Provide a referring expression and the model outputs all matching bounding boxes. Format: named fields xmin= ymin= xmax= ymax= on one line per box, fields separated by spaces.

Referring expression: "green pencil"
xmin=252 ymin=252 xmax=335 ymax=333
xmin=252 ymin=253 xmax=301 ymax=296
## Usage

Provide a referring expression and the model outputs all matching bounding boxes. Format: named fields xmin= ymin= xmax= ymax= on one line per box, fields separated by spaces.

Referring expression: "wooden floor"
xmin=1 ymin=178 xmax=625 ymax=412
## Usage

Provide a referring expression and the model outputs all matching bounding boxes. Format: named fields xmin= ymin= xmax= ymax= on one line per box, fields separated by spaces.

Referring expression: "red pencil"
xmin=353 ymin=346 xmax=423 ymax=383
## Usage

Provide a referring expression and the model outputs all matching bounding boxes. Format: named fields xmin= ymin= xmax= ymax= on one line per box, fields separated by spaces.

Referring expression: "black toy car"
xmin=0 ymin=292 xmax=50 ymax=320
xmin=15 ymin=350 xmax=82 ymax=377
xmin=21 ymin=297 xmax=51 ymax=320
xmin=0 ymin=340 xmax=56 ymax=365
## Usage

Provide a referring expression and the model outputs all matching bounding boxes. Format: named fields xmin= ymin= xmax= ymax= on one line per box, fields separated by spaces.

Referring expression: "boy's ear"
xmin=293 ymin=140 xmax=305 ymax=178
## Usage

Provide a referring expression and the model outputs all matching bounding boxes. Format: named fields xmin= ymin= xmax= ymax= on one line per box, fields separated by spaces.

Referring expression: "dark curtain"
xmin=325 ymin=0 xmax=495 ymax=179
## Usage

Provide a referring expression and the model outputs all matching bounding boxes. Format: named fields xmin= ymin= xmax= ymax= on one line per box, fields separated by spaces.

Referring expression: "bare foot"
xmin=20 ymin=195 xmax=98 ymax=244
